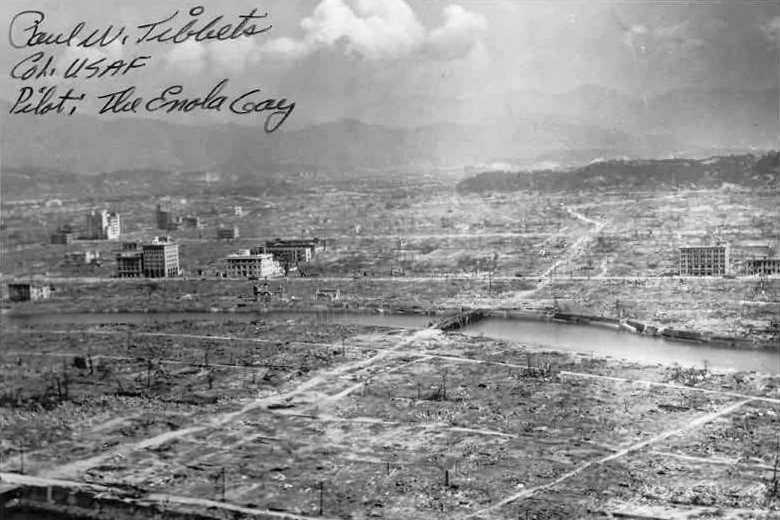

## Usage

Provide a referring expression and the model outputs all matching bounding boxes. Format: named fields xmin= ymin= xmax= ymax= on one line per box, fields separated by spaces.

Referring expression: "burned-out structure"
xmin=7 ymin=282 xmax=51 ymax=302
xmin=253 ymin=238 xmax=325 ymax=273
xmin=679 ymin=244 xmax=730 ymax=276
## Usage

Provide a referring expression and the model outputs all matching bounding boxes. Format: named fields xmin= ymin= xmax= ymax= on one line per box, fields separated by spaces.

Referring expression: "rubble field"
xmin=4 ymin=181 xmax=778 ymax=342
xmin=2 ymin=318 xmax=779 ymax=519
xmin=0 ymin=320 xmax=382 ymax=474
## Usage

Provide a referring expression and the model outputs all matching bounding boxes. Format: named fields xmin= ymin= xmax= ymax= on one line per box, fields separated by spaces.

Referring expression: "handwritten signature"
xmin=10 ymin=79 xmax=295 ymax=132
xmin=7 ymin=6 xmax=294 ymax=130
xmin=135 ymin=6 xmax=271 ymax=45
xmin=9 ymin=6 xmax=272 ymax=49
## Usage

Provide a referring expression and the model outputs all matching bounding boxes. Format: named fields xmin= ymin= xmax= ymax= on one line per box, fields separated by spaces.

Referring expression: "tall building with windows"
xmin=107 ymin=212 xmax=120 ymax=239
xmin=86 ymin=209 xmax=120 ymax=240
xmin=116 ymin=242 xmax=144 ymax=278
xmin=156 ymin=203 xmax=181 ymax=231
xmin=142 ymin=238 xmax=180 ymax=278
xmin=116 ymin=239 xmax=180 ymax=278
xmin=679 ymin=245 xmax=730 ymax=276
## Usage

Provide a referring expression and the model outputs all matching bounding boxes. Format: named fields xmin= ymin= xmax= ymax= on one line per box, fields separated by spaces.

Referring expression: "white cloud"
xmin=762 ymin=16 xmax=780 ymax=46
xmin=260 ymin=0 xmax=487 ymax=62
xmin=298 ymin=0 xmax=425 ymax=59
xmin=258 ymin=36 xmax=311 ymax=60
xmin=157 ymin=0 xmax=488 ymax=77
xmin=163 ymin=36 xmax=266 ymax=76
xmin=621 ymin=20 xmax=706 ymax=61
xmin=164 ymin=40 xmax=207 ymax=75
xmin=424 ymin=5 xmax=488 ymax=60
xmin=622 ymin=23 xmax=648 ymax=51
xmin=207 ymin=37 xmax=260 ymax=75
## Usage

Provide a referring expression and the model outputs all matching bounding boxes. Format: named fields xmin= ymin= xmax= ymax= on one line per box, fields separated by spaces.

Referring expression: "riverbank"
xmin=4 ymin=273 xmax=777 ymax=344
xmin=5 ymin=302 xmax=778 ymax=353
xmin=542 ymin=311 xmax=777 ymax=351
xmin=0 ymin=476 xmax=284 ymax=520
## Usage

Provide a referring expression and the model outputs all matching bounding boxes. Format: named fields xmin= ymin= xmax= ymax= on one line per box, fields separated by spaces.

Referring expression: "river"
xmin=2 ymin=310 xmax=778 ymax=373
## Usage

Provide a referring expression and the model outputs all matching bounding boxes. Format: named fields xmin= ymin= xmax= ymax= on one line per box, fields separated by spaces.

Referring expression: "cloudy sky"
xmin=2 ymin=0 xmax=778 ymax=127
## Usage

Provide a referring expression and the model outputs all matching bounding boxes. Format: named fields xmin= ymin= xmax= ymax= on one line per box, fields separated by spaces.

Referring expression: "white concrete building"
xmin=142 ymin=242 xmax=180 ymax=278
xmin=226 ymin=251 xmax=281 ymax=279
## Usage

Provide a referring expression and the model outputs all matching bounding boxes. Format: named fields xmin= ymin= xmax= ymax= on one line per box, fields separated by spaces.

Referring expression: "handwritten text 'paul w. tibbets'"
xmin=7 ymin=5 xmax=295 ymax=133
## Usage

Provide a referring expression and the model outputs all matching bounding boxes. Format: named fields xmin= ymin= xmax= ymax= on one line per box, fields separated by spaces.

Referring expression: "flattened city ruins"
xmin=1 ymin=2 xmax=779 ymax=520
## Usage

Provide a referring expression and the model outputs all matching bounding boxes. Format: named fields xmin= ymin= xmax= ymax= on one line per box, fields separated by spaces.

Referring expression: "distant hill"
xmin=357 ymin=85 xmax=779 ymax=155
xmin=0 ymin=108 xmax=674 ymax=174
xmin=456 ymin=152 xmax=780 ymax=194
xmin=1 ymin=85 xmax=777 ymax=174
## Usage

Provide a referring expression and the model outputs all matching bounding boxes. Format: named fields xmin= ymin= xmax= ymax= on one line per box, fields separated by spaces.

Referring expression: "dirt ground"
xmin=2 ymin=177 xmax=779 ymax=518
xmin=2 ymin=316 xmax=779 ymax=520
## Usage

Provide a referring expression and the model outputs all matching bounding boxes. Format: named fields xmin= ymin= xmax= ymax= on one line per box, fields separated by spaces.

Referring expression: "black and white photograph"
xmin=1 ymin=0 xmax=779 ymax=518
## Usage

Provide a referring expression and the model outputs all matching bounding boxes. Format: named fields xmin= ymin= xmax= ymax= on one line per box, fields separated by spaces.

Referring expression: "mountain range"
xmin=2 ymin=85 xmax=777 ymax=174
xmin=457 ymin=152 xmax=780 ymax=194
